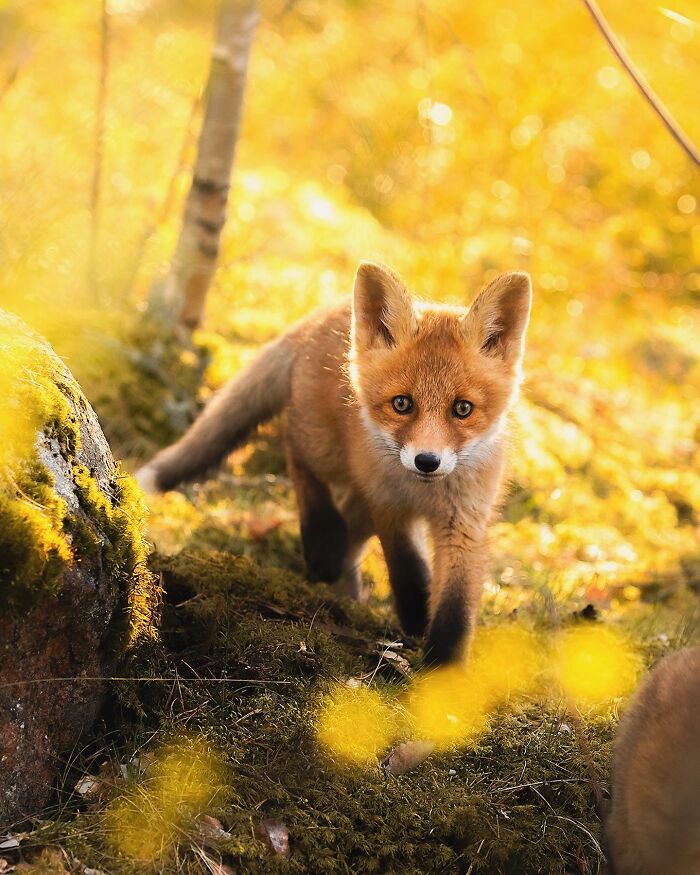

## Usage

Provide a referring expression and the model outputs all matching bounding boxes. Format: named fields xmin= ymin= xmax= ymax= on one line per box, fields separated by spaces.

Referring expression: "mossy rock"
xmin=0 ymin=311 xmax=160 ymax=822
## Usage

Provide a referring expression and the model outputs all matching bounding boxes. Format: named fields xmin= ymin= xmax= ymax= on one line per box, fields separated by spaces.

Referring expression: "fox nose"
xmin=414 ymin=452 xmax=441 ymax=473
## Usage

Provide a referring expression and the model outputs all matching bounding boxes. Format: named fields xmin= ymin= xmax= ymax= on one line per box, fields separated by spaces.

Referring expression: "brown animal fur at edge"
xmin=606 ymin=645 xmax=700 ymax=875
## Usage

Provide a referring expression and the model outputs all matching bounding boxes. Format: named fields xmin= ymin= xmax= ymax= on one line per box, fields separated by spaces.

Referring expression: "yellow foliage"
xmin=470 ymin=624 xmax=546 ymax=704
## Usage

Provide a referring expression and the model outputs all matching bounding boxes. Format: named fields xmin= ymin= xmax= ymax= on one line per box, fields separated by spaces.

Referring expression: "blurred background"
xmin=1 ymin=0 xmax=698 ymax=606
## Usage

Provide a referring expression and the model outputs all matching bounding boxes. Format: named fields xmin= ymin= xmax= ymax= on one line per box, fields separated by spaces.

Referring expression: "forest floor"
xmin=3 ymin=424 xmax=698 ymax=875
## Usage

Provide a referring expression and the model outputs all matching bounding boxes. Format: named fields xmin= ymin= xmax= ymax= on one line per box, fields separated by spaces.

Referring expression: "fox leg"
xmin=288 ymin=453 xmax=348 ymax=583
xmin=334 ymin=491 xmax=375 ymax=600
xmin=423 ymin=517 xmax=487 ymax=666
xmin=379 ymin=522 xmax=431 ymax=637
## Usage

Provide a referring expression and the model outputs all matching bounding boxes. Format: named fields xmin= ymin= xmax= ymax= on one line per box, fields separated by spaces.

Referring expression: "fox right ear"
xmin=352 ymin=262 xmax=417 ymax=350
xmin=463 ymin=271 xmax=532 ymax=366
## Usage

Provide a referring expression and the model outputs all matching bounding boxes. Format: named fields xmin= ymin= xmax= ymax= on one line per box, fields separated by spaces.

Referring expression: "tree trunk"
xmin=162 ymin=0 xmax=258 ymax=334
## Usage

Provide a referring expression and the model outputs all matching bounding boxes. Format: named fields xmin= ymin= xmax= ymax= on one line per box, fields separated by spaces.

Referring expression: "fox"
xmin=606 ymin=645 xmax=700 ymax=875
xmin=136 ymin=262 xmax=532 ymax=665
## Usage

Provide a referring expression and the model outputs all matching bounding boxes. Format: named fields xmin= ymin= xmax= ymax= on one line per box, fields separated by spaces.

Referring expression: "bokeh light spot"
xmin=103 ymin=736 xmax=230 ymax=864
xmin=407 ymin=666 xmax=490 ymax=750
xmin=470 ymin=624 xmax=545 ymax=704
xmin=316 ymin=684 xmax=396 ymax=766
xmin=556 ymin=625 xmax=641 ymax=708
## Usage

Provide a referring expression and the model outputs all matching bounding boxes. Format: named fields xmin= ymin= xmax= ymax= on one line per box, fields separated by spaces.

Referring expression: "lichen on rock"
xmin=0 ymin=311 xmax=160 ymax=821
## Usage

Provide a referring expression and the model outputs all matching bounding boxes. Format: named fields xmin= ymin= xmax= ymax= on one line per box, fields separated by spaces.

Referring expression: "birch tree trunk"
xmin=162 ymin=0 xmax=258 ymax=334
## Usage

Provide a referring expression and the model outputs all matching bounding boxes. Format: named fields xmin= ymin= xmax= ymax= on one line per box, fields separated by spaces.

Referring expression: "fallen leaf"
xmin=198 ymin=815 xmax=232 ymax=847
xmin=74 ymin=776 xmax=101 ymax=798
xmin=0 ymin=839 xmax=19 ymax=851
xmin=375 ymin=639 xmax=404 ymax=650
xmin=374 ymin=648 xmax=412 ymax=677
xmin=382 ymin=740 xmax=435 ymax=775
xmin=255 ymin=818 xmax=289 ymax=857
xmin=129 ymin=750 xmax=157 ymax=776
xmin=247 ymin=515 xmax=282 ymax=540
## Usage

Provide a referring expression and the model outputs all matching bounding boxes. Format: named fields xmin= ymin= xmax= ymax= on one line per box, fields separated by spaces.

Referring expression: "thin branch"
xmin=89 ymin=0 xmax=111 ymax=302
xmin=426 ymin=7 xmax=492 ymax=107
xmin=0 ymin=675 xmax=291 ymax=689
xmin=161 ymin=0 xmax=259 ymax=335
xmin=121 ymin=89 xmax=204 ymax=304
xmin=0 ymin=43 xmax=31 ymax=106
xmin=581 ymin=0 xmax=700 ymax=167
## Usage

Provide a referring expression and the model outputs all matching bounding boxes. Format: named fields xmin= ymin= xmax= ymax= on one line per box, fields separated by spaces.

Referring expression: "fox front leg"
xmin=423 ymin=518 xmax=487 ymax=666
xmin=379 ymin=523 xmax=431 ymax=637
xmin=287 ymin=452 xmax=348 ymax=582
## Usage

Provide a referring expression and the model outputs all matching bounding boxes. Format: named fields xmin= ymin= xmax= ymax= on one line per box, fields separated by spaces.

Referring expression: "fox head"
xmin=350 ymin=261 xmax=531 ymax=479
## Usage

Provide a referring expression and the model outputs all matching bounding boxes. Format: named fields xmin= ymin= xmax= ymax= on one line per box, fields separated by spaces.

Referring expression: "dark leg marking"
xmin=384 ymin=537 xmax=431 ymax=637
xmin=288 ymin=449 xmax=349 ymax=583
xmin=301 ymin=497 xmax=348 ymax=583
xmin=423 ymin=588 xmax=468 ymax=667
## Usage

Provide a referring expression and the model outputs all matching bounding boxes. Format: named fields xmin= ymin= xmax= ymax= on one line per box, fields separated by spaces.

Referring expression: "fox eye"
xmin=392 ymin=394 xmax=413 ymax=414
xmin=452 ymin=399 xmax=473 ymax=419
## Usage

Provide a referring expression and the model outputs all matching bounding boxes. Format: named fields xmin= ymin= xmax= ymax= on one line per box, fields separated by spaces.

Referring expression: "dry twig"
xmin=581 ymin=0 xmax=700 ymax=167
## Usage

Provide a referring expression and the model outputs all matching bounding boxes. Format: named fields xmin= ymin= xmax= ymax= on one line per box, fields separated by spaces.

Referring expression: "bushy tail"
xmin=136 ymin=327 xmax=301 ymax=492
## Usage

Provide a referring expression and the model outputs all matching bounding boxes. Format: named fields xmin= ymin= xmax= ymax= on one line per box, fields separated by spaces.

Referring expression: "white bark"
xmin=163 ymin=0 xmax=259 ymax=332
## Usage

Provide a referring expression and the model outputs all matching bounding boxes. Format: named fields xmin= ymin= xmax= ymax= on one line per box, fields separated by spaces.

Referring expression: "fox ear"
xmin=352 ymin=262 xmax=417 ymax=349
xmin=463 ymin=271 xmax=532 ymax=365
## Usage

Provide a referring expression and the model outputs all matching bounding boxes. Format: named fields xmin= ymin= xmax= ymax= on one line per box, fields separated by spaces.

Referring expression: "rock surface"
xmin=0 ymin=312 xmax=158 ymax=823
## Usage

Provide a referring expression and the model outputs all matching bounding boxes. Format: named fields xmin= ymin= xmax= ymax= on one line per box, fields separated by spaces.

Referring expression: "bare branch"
xmin=122 ymin=90 xmax=203 ymax=304
xmin=89 ymin=0 xmax=111 ymax=302
xmin=581 ymin=0 xmax=700 ymax=167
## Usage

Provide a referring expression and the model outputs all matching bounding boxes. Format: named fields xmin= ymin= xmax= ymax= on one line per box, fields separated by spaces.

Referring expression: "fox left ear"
xmin=462 ymin=271 xmax=532 ymax=365
xmin=352 ymin=261 xmax=417 ymax=350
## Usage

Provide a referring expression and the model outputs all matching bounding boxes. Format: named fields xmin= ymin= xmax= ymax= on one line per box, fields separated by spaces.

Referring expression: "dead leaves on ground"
xmin=254 ymin=818 xmax=289 ymax=857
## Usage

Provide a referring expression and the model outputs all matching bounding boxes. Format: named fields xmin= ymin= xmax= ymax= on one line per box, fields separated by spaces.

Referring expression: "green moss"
xmin=71 ymin=463 xmax=160 ymax=648
xmin=1 ymin=315 xmax=77 ymax=607
xmin=0 ymin=312 xmax=158 ymax=647
xmin=157 ymin=549 xmax=387 ymax=639
xmin=0 ymin=491 xmax=71 ymax=605
xmin=82 ymin=311 xmax=210 ymax=460
xmin=23 ymin=530 xmax=658 ymax=875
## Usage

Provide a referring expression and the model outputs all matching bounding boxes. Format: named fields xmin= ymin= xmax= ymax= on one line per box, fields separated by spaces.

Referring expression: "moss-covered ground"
xmin=4 ymin=429 xmax=697 ymax=874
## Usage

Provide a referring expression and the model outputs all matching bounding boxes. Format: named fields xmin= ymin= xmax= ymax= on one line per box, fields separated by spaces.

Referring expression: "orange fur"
xmin=138 ymin=262 xmax=532 ymax=663
xmin=607 ymin=646 xmax=700 ymax=875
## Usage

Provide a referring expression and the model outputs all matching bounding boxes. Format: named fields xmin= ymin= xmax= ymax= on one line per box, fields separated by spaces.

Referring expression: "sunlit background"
xmin=2 ymin=0 xmax=698 ymax=611
xmin=1 ymin=2 xmax=698 ymax=867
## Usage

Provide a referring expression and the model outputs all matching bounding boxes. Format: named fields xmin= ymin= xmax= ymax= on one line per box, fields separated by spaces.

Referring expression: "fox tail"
xmin=136 ymin=325 xmax=301 ymax=492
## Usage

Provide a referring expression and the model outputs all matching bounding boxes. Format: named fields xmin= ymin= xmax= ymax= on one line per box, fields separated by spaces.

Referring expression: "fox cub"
xmin=137 ymin=262 xmax=532 ymax=665
xmin=606 ymin=645 xmax=700 ymax=875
